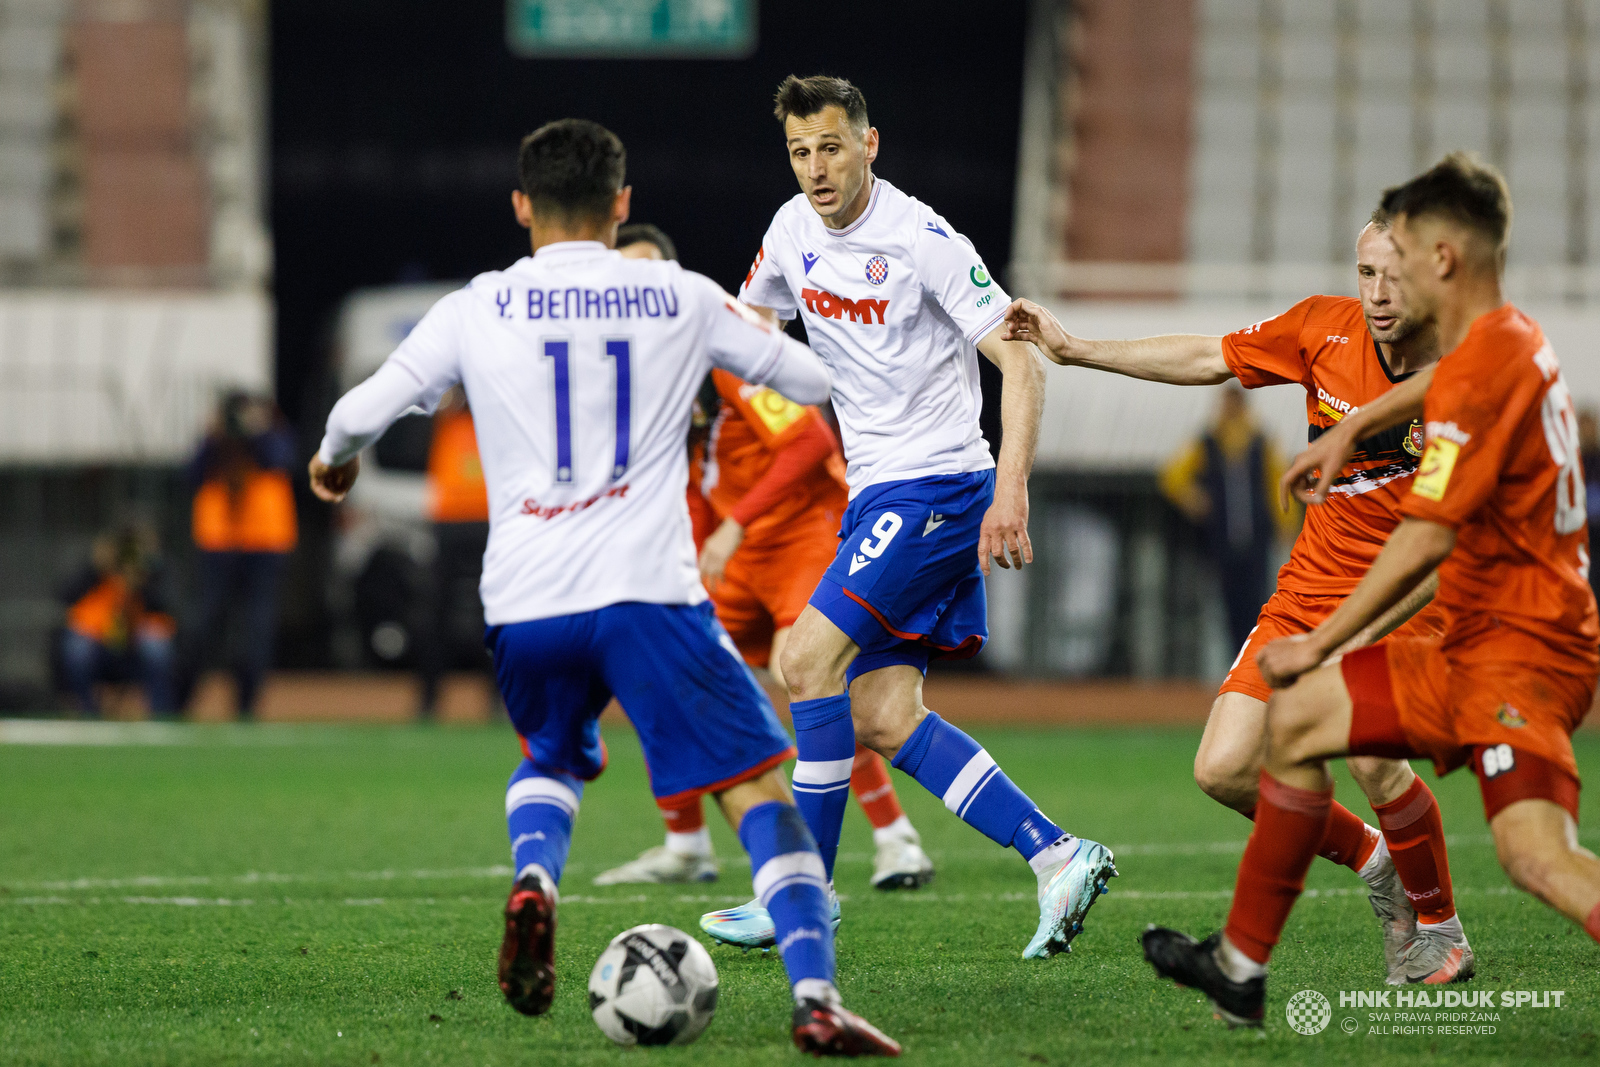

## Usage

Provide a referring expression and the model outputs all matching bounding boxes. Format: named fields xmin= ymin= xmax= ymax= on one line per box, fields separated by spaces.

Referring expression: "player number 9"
xmin=858 ymin=512 xmax=903 ymax=559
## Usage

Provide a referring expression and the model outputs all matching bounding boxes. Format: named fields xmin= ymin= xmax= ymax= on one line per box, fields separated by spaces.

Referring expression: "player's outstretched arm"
xmin=1329 ymin=570 xmax=1439 ymax=657
xmin=1001 ymin=298 xmax=1232 ymax=385
xmin=311 ymin=360 xmax=434 ymax=503
xmin=709 ymin=294 xmax=830 ymax=405
xmin=975 ymin=328 xmax=1046 ymax=575
xmin=1282 ymin=365 xmax=1436 ymax=506
xmin=1257 ymin=519 xmax=1454 ymax=688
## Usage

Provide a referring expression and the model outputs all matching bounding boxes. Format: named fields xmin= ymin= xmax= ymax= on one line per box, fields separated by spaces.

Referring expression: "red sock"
xmin=1242 ymin=799 xmax=1376 ymax=872
xmin=657 ymin=791 xmax=705 ymax=835
xmin=1373 ymin=776 xmax=1455 ymax=924
xmin=850 ymin=742 xmax=904 ymax=830
xmin=1319 ymin=803 xmax=1381 ymax=871
xmin=1586 ymin=901 xmax=1600 ymax=943
xmin=1223 ymin=771 xmax=1333 ymax=964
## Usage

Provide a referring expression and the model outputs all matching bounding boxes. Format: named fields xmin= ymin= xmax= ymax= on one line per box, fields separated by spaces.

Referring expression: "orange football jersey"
xmin=1223 ymin=295 xmax=1428 ymax=596
xmin=1398 ymin=304 xmax=1599 ymax=671
xmin=696 ymin=368 xmax=847 ymax=539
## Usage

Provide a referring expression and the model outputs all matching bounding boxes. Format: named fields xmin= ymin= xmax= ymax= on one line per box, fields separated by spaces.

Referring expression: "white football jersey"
xmin=739 ymin=178 xmax=1006 ymax=494
xmin=345 ymin=242 xmax=808 ymax=625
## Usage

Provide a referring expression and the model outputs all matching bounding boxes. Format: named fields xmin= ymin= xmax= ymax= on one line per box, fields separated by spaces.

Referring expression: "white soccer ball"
xmin=587 ymin=924 xmax=719 ymax=1046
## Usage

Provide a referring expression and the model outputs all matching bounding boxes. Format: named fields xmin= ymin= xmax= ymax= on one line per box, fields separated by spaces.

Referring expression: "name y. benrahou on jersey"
xmin=495 ymin=284 xmax=683 ymax=321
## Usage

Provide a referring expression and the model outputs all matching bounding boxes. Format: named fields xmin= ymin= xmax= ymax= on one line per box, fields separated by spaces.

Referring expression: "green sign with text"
xmin=507 ymin=0 xmax=756 ymax=58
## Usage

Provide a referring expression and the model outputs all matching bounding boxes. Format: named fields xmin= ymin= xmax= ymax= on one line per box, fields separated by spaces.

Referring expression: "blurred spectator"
xmin=181 ymin=392 xmax=298 ymax=718
xmin=1582 ymin=406 xmax=1600 ymax=601
xmin=59 ymin=521 xmax=176 ymax=717
xmin=418 ymin=385 xmax=490 ymax=716
xmin=1161 ymin=384 xmax=1297 ymax=652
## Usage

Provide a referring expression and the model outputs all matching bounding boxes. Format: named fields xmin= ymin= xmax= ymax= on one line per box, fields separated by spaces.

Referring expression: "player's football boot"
xmin=1396 ymin=921 xmax=1475 ymax=984
xmin=700 ymin=886 xmax=842 ymax=950
xmin=1141 ymin=927 xmax=1265 ymax=1028
xmin=592 ymin=845 xmax=719 ymax=886
xmin=1363 ymin=852 xmax=1419 ymax=985
xmin=1022 ymin=837 xmax=1117 ymax=958
xmin=792 ymin=998 xmax=902 ymax=1057
xmin=870 ymin=834 xmax=934 ymax=891
xmin=497 ymin=872 xmax=556 ymax=1016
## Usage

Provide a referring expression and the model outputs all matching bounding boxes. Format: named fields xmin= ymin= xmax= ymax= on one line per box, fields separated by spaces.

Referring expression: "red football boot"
xmin=792 ymin=998 xmax=901 ymax=1057
xmin=497 ymin=874 xmax=556 ymax=1016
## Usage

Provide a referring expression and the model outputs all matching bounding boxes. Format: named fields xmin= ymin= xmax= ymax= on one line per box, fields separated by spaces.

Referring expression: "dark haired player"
xmin=1142 ymin=153 xmax=1600 ymax=1026
xmin=1002 ymin=217 xmax=1470 ymax=985
xmin=701 ymin=75 xmax=1117 ymax=959
xmin=310 ymin=119 xmax=900 ymax=1056
xmin=595 ymin=225 xmax=935 ymax=895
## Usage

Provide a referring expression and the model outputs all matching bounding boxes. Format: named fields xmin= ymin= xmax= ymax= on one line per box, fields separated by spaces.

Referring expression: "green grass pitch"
xmin=2 ymin=721 xmax=1597 ymax=1065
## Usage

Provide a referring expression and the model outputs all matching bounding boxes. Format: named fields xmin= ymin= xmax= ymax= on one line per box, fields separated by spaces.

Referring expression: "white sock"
xmin=1418 ymin=913 xmax=1462 ymax=937
xmin=1217 ymin=933 xmax=1267 ymax=982
xmin=1027 ymin=834 xmax=1079 ymax=877
xmin=515 ymin=863 xmax=558 ymax=903
xmin=793 ymin=978 xmax=841 ymax=1007
xmin=665 ymin=827 xmax=712 ymax=858
xmin=872 ymin=815 xmax=917 ymax=848
xmin=1357 ymin=833 xmax=1390 ymax=888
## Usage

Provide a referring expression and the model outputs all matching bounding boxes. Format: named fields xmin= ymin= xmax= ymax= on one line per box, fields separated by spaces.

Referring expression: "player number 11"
xmin=544 ymin=338 xmax=632 ymax=484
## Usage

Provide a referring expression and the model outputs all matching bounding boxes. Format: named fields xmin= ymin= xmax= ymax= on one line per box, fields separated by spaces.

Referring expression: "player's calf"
xmin=1490 ymin=790 xmax=1600 ymax=932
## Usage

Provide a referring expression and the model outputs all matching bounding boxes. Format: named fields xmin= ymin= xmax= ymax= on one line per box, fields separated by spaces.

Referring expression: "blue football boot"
xmin=700 ymin=886 xmax=842 ymax=950
xmin=1023 ymin=837 xmax=1118 ymax=959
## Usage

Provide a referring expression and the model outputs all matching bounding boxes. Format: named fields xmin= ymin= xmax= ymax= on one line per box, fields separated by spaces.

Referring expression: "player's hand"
xmin=698 ymin=518 xmax=745 ymax=593
xmin=978 ymin=482 xmax=1032 ymax=575
xmin=1255 ymin=633 xmax=1326 ymax=690
xmin=1000 ymin=299 xmax=1073 ymax=364
xmin=308 ymin=454 xmax=360 ymax=503
xmin=1281 ymin=419 xmax=1358 ymax=507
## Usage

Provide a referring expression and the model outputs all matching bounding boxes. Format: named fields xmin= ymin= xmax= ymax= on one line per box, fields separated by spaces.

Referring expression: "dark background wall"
xmin=269 ymin=0 xmax=1028 ymax=663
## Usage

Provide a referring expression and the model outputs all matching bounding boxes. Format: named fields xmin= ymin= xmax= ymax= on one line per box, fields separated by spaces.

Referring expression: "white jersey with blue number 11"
xmin=380 ymin=240 xmax=793 ymax=625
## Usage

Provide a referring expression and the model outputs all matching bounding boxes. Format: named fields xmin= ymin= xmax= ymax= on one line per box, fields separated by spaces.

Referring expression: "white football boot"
xmin=870 ymin=830 xmax=935 ymax=890
xmin=1023 ymin=837 xmax=1117 ymax=959
xmin=592 ymin=845 xmax=718 ymax=886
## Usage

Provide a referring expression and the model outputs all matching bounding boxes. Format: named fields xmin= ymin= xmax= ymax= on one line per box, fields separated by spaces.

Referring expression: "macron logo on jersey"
xmin=925 ymin=221 xmax=948 ymax=238
xmin=800 ymin=287 xmax=889 ymax=325
xmin=801 ymin=251 xmax=820 ymax=275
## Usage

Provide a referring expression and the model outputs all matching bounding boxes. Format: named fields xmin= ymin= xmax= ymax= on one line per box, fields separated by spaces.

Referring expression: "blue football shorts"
xmin=486 ymin=601 xmax=795 ymax=801
xmin=809 ymin=469 xmax=992 ymax=684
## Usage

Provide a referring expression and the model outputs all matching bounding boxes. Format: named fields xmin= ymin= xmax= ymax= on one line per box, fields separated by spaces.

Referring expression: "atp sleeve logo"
xmin=744 ymin=246 xmax=765 ymax=289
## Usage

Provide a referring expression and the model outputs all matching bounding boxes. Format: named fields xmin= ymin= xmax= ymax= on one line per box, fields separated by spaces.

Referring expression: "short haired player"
xmin=1002 ymin=218 xmax=1471 ymax=984
xmin=594 ymin=227 xmax=936 ymax=895
xmin=1141 ymin=153 xmax=1600 ymax=1026
xmin=309 ymin=119 xmax=899 ymax=1056
xmin=700 ymin=75 xmax=1118 ymax=959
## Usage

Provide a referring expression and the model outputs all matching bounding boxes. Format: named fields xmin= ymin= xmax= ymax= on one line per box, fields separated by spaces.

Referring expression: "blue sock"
xmin=505 ymin=758 xmax=582 ymax=887
xmin=740 ymin=801 xmax=834 ymax=995
xmin=788 ymin=694 xmax=855 ymax=880
xmin=892 ymin=712 xmax=1064 ymax=860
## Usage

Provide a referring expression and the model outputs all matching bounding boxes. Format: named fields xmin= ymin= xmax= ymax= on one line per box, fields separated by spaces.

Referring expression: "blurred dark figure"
xmin=181 ymin=392 xmax=298 ymax=717
xmin=418 ymin=385 xmax=490 ymax=716
xmin=1162 ymin=384 xmax=1298 ymax=652
xmin=59 ymin=521 xmax=176 ymax=717
xmin=1582 ymin=406 xmax=1600 ymax=601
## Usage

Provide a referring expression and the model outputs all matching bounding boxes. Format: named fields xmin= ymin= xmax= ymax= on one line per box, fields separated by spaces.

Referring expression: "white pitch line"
xmin=4 ymin=885 xmax=1525 ymax=908
xmin=5 ymin=833 xmax=1537 ymax=894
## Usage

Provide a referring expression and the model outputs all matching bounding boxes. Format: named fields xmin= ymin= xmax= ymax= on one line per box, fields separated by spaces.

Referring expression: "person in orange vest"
xmin=418 ymin=385 xmax=491 ymax=716
xmin=59 ymin=521 xmax=176 ymax=717
xmin=183 ymin=392 xmax=298 ymax=718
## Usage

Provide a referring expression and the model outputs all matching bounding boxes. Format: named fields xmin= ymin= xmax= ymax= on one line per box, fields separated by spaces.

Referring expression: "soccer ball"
xmin=587 ymin=924 xmax=719 ymax=1046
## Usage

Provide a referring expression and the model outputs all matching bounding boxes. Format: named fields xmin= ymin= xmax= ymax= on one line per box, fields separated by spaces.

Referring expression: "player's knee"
xmin=1495 ymin=834 xmax=1557 ymax=897
xmin=778 ymin=644 xmax=842 ymax=701
xmin=1193 ymin=746 xmax=1255 ymax=809
xmin=1264 ymin=694 xmax=1320 ymax=767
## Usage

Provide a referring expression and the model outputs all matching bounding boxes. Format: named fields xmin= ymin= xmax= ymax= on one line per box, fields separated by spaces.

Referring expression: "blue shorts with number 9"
xmin=809 ymin=470 xmax=992 ymax=683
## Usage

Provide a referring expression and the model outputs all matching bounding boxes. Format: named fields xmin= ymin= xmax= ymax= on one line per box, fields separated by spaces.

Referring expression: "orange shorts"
xmin=711 ymin=515 xmax=838 ymax=667
xmin=1341 ymin=635 xmax=1595 ymax=821
xmin=1220 ymin=588 xmax=1450 ymax=703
